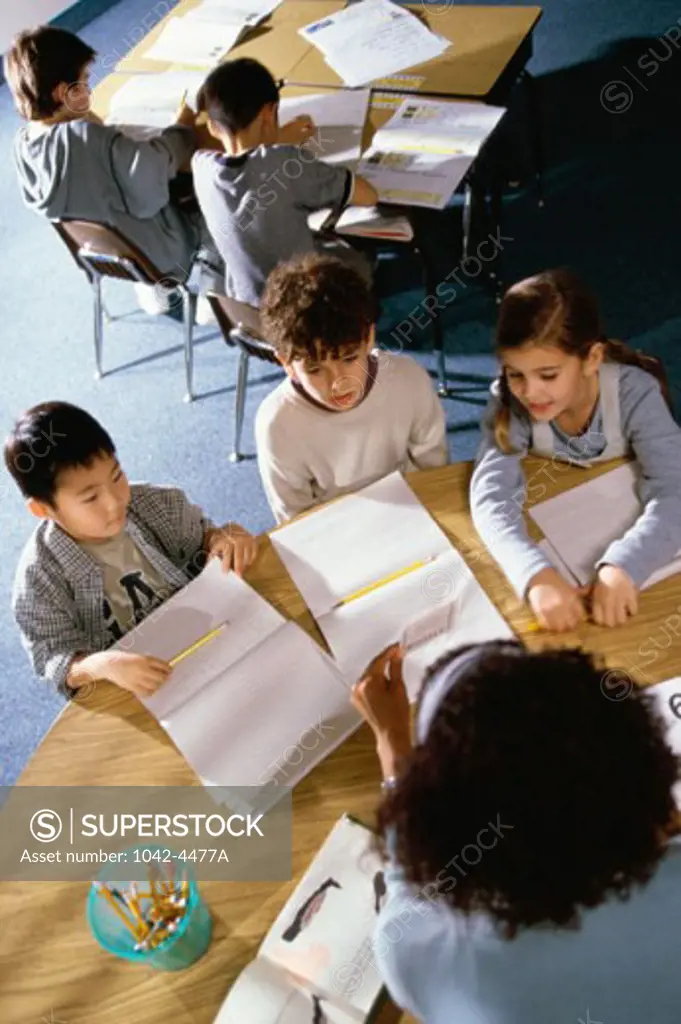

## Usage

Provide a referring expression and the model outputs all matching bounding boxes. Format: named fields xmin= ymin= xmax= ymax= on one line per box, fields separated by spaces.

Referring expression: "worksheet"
xmin=529 ymin=463 xmax=681 ymax=589
xmin=278 ymin=90 xmax=370 ymax=168
xmin=371 ymin=97 xmax=506 ymax=155
xmin=144 ymin=15 xmax=245 ymax=66
xmin=107 ymin=71 xmax=208 ymax=127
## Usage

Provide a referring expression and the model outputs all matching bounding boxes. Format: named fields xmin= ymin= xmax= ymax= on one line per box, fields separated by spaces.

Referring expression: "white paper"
xmin=318 ymin=548 xmax=513 ymax=699
xmin=107 ymin=71 xmax=208 ymax=127
xmin=191 ymin=0 xmax=281 ymax=27
xmin=300 ymin=0 xmax=449 ymax=88
xmin=261 ymin=817 xmax=384 ymax=1015
xmin=144 ymin=15 xmax=245 ymax=66
xmin=163 ymin=622 xmax=359 ymax=792
xmin=357 ymin=147 xmax=472 ymax=209
xmin=648 ymin=677 xmax=681 ymax=807
xmin=373 ymin=97 xmax=506 ymax=155
xmin=270 ymin=472 xmax=452 ymax=618
xmin=402 ymin=599 xmax=457 ymax=652
xmin=529 ymin=463 xmax=681 ymax=590
xmin=308 ymin=206 xmax=414 ymax=241
xmin=278 ymin=90 xmax=370 ymax=169
xmin=537 ymin=538 xmax=582 ymax=586
xmin=215 ymin=958 xmax=362 ymax=1023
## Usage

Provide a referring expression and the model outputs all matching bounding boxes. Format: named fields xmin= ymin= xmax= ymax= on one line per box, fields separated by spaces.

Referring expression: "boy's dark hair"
xmin=261 ymin=254 xmax=378 ymax=362
xmin=196 ymin=58 xmax=279 ymax=134
xmin=4 ymin=402 xmax=115 ymax=505
xmin=379 ymin=641 xmax=679 ymax=939
xmin=4 ymin=27 xmax=96 ymax=121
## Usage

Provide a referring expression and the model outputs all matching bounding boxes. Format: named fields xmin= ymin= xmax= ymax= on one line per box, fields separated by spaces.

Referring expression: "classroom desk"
xmin=3 ymin=457 xmax=681 ymax=1024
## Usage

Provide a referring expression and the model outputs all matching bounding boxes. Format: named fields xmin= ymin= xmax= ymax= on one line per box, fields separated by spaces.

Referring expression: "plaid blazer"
xmin=12 ymin=484 xmax=213 ymax=696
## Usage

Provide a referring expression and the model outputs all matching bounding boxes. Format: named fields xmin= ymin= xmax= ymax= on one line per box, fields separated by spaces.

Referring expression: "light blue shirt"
xmin=469 ymin=362 xmax=681 ymax=596
xmin=374 ymin=837 xmax=681 ymax=1024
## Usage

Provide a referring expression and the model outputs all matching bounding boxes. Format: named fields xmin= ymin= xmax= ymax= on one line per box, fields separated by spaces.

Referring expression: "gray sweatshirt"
xmin=13 ymin=118 xmax=222 ymax=287
xmin=470 ymin=361 xmax=681 ymax=596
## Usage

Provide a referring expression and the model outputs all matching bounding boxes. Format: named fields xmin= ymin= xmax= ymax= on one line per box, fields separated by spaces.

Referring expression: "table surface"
xmin=111 ymin=0 xmax=542 ymax=98
xmin=4 ymin=457 xmax=681 ymax=1023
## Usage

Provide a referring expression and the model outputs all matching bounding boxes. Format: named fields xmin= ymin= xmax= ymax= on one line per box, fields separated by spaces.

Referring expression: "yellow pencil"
xmin=170 ymin=624 xmax=226 ymax=667
xmin=333 ymin=556 xmax=436 ymax=609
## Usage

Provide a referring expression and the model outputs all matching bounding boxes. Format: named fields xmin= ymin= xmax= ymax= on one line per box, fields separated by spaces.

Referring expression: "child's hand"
xmin=206 ymin=523 xmax=259 ymax=575
xmin=590 ymin=564 xmax=638 ymax=627
xmin=278 ymin=115 xmax=316 ymax=145
xmin=81 ymin=651 xmax=172 ymax=698
xmin=526 ymin=567 xmax=586 ymax=632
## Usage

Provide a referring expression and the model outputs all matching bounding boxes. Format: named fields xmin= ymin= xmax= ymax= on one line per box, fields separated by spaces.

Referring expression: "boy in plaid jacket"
xmin=6 ymin=402 xmax=257 ymax=699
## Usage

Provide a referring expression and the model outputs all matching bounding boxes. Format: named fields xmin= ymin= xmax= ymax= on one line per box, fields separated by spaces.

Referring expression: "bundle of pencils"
xmin=93 ymin=865 xmax=190 ymax=952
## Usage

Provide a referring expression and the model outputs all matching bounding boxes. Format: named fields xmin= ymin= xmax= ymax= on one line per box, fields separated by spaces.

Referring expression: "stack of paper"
xmin=145 ymin=0 xmax=281 ymax=66
xmin=529 ymin=463 xmax=681 ymax=590
xmin=358 ymin=97 xmax=506 ymax=210
xmin=308 ymin=205 xmax=414 ymax=241
xmin=107 ymin=71 xmax=208 ymax=128
xmin=300 ymin=0 xmax=450 ymax=88
xmin=270 ymin=472 xmax=514 ymax=698
xmin=117 ymin=560 xmax=360 ymax=809
xmin=278 ymin=89 xmax=371 ymax=169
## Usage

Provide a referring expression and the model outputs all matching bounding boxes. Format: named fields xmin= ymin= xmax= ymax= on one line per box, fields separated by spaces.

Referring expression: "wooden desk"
xmin=114 ymin=0 xmax=342 ymax=79
xmin=288 ymin=4 xmax=542 ymax=98
xmin=4 ymin=458 xmax=680 ymax=1023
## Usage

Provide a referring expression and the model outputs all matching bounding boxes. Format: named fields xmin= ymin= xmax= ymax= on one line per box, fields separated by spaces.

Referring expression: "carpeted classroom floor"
xmin=1 ymin=0 xmax=681 ymax=784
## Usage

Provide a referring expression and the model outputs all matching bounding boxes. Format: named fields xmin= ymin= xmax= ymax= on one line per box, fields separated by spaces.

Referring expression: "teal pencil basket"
xmin=86 ymin=846 xmax=213 ymax=971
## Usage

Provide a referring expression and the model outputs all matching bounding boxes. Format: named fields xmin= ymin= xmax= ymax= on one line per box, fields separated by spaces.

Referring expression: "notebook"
xmin=213 ymin=816 xmax=387 ymax=1023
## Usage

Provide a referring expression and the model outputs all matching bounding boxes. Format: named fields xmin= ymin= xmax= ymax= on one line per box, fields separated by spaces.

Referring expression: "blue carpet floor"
xmin=2 ymin=0 xmax=681 ymax=784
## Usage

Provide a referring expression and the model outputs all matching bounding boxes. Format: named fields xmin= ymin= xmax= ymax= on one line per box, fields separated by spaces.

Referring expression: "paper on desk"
xmin=190 ymin=0 xmax=281 ymax=26
xmin=144 ymin=15 xmax=245 ymax=66
xmin=107 ymin=71 xmax=208 ymax=127
xmin=529 ymin=463 xmax=681 ymax=590
xmin=319 ymin=548 xmax=513 ymax=699
xmin=279 ymin=90 xmax=370 ymax=168
xmin=300 ymin=0 xmax=450 ymax=88
xmin=358 ymin=147 xmax=472 ymax=209
xmin=308 ymin=205 xmax=414 ymax=241
xmin=374 ymin=97 xmax=506 ymax=155
xmin=163 ymin=622 xmax=359 ymax=794
xmin=270 ymin=471 xmax=452 ymax=618
xmin=648 ymin=677 xmax=681 ymax=806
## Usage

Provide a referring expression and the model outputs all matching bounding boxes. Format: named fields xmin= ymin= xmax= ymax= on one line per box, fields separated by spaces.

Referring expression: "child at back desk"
xmin=255 ymin=253 xmax=448 ymax=523
xmin=5 ymin=27 xmax=226 ymax=313
xmin=192 ymin=58 xmax=378 ymax=307
xmin=5 ymin=402 xmax=257 ymax=700
xmin=470 ymin=269 xmax=681 ymax=632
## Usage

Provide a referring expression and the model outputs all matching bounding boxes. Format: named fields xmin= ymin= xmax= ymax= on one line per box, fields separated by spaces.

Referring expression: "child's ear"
xmin=27 ymin=497 xmax=55 ymax=521
xmin=50 ymin=81 xmax=68 ymax=109
xmin=584 ymin=339 xmax=605 ymax=376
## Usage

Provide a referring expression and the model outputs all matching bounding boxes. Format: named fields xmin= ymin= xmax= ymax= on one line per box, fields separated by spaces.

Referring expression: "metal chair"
xmin=53 ymin=220 xmax=198 ymax=402
xmin=208 ymin=294 xmax=281 ymax=462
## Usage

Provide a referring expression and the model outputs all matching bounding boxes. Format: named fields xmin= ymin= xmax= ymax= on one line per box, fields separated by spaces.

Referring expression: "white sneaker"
xmin=134 ymin=282 xmax=182 ymax=315
xmin=195 ymin=295 xmax=217 ymax=326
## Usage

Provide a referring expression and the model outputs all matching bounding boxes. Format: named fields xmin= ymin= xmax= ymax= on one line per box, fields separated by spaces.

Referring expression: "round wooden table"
xmin=3 ymin=460 xmax=681 ymax=1023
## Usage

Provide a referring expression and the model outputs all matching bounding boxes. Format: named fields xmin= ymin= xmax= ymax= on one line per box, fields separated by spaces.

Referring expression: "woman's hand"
xmin=351 ymin=645 xmax=412 ymax=778
xmin=526 ymin=567 xmax=586 ymax=632
xmin=590 ymin=564 xmax=638 ymax=627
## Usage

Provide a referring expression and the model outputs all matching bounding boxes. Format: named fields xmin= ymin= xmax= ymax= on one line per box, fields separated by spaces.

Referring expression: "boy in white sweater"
xmin=255 ymin=253 xmax=448 ymax=523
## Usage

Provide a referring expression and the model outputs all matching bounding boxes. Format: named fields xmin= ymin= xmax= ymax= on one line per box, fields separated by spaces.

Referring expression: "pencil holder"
xmin=86 ymin=845 xmax=213 ymax=971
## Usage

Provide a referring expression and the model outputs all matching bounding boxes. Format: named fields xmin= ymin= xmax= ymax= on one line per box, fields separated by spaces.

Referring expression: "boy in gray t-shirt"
xmin=192 ymin=58 xmax=377 ymax=307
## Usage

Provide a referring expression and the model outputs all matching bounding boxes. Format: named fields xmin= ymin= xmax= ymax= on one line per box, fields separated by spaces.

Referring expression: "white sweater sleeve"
xmin=407 ymin=362 xmax=449 ymax=469
xmin=255 ymin=407 xmax=316 ymax=524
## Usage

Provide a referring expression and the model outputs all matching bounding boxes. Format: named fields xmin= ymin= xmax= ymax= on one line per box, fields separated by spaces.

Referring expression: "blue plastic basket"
xmin=86 ymin=846 xmax=212 ymax=971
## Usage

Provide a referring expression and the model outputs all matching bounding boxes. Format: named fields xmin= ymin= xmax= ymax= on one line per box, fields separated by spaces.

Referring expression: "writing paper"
xmin=107 ymin=71 xmax=209 ymax=128
xmin=278 ymin=90 xmax=370 ymax=168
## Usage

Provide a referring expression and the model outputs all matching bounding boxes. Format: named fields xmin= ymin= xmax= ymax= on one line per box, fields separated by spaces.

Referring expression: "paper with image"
xmin=376 ymin=97 xmax=506 ymax=155
xmin=529 ymin=463 xmax=681 ymax=590
xmin=358 ymin=147 xmax=472 ymax=209
xmin=648 ymin=677 xmax=681 ymax=806
xmin=215 ymin=959 xmax=361 ymax=1022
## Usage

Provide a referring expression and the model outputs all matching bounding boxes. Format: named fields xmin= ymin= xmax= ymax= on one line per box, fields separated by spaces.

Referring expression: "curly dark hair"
xmin=260 ymin=253 xmax=377 ymax=362
xmin=377 ymin=640 xmax=678 ymax=939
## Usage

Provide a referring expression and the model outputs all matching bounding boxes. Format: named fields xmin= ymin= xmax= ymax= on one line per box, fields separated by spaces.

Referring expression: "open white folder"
xmin=529 ymin=462 xmax=681 ymax=590
xmin=270 ymin=472 xmax=514 ymax=699
xmin=117 ymin=560 xmax=359 ymax=807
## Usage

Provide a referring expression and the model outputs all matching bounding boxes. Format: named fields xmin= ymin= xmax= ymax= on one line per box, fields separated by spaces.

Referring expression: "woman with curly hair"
xmin=351 ymin=640 xmax=681 ymax=1024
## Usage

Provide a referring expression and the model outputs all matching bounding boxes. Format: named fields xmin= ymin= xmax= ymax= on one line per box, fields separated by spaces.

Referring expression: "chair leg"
xmin=229 ymin=347 xmax=250 ymax=463
xmin=182 ymin=289 xmax=198 ymax=403
xmin=92 ymin=274 xmax=104 ymax=380
xmin=462 ymin=181 xmax=473 ymax=261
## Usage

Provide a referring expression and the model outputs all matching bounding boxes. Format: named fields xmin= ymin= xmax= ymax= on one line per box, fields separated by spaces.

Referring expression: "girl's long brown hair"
xmin=492 ymin=269 xmax=671 ymax=452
